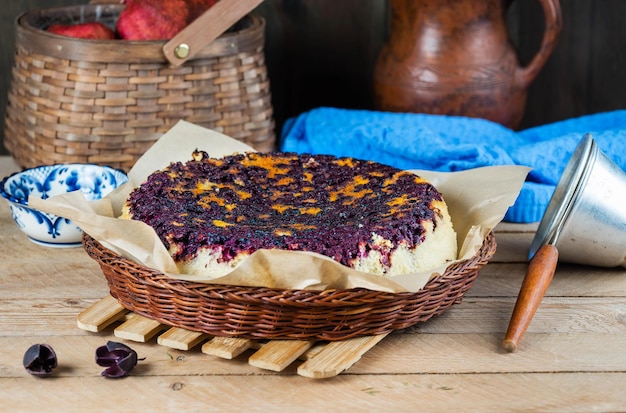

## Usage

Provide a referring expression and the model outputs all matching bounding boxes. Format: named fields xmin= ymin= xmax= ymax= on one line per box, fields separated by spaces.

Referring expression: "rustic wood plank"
xmin=76 ymin=295 xmax=127 ymax=332
xmin=4 ymin=372 xmax=626 ymax=412
xmin=489 ymin=230 xmax=535 ymax=263
xmin=0 ymin=156 xmax=18 ymax=175
xmin=349 ymin=332 xmax=626 ymax=375
xmin=248 ymin=340 xmax=315 ymax=372
xmin=4 ymin=332 xmax=626 ymax=379
xmin=466 ymin=262 xmax=626 ymax=298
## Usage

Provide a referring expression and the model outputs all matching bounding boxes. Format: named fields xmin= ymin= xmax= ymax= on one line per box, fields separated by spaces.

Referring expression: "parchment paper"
xmin=30 ymin=120 xmax=530 ymax=293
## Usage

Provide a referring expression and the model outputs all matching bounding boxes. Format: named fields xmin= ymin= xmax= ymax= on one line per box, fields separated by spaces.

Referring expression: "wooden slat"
xmin=248 ymin=340 xmax=314 ymax=372
xmin=157 ymin=327 xmax=207 ymax=351
xmin=114 ymin=314 xmax=164 ymax=342
xmin=72 ymin=298 xmax=382 ymax=377
xmin=297 ymin=334 xmax=389 ymax=379
xmin=201 ymin=336 xmax=254 ymax=359
xmin=298 ymin=342 xmax=326 ymax=361
xmin=76 ymin=295 xmax=127 ymax=332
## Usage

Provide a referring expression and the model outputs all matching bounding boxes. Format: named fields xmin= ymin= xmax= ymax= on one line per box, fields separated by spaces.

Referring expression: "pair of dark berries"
xmin=23 ymin=341 xmax=140 ymax=378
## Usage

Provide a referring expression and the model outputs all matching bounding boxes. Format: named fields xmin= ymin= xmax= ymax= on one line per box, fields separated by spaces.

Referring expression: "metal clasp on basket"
xmin=174 ymin=44 xmax=190 ymax=59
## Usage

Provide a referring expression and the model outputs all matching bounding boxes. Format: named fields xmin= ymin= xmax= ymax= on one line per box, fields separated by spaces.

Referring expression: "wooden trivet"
xmin=77 ymin=296 xmax=387 ymax=379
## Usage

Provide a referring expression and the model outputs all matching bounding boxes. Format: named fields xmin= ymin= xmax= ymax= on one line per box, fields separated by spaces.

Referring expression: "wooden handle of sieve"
xmin=503 ymin=244 xmax=559 ymax=352
xmin=163 ymin=0 xmax=264 ymax=66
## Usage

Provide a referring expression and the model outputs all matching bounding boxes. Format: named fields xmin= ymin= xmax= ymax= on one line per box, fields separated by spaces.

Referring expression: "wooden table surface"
xmin=2 ymin=155 xmax=626 ymax=412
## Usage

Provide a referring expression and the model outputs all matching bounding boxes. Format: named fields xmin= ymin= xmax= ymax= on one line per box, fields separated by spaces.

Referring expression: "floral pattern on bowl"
xmin=1 ymin=164 xmax=128 ymax=247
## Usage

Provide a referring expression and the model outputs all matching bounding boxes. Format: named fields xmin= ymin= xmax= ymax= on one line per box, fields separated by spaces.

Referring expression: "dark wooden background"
xmin=1 ymin=0 xmax=624 ymax=156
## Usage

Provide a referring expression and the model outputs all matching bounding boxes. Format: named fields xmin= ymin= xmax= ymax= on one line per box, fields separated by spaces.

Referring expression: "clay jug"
xmin=372 ymin=0 xmax=561 ymax=129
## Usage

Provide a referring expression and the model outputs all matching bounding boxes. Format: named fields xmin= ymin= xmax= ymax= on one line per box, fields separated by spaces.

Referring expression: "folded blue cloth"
xmin=280 ymin=107 xmax=626 ymax=222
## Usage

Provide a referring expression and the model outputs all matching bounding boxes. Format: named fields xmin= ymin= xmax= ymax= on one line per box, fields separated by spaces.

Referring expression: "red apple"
xmin=47 ymin=22 xmax=116 ymax=40
xmin=116 ymin=0 xmax=191 ymax=41
xmin=187 ymin=0 xmax=219 ymax=23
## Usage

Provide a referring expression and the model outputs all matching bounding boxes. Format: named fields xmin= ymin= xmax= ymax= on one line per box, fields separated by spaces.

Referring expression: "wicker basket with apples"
xmin=4 ymin=0 xmax=274 ymax=172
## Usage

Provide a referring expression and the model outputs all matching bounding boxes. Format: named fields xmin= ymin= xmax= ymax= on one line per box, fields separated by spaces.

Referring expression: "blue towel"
xmin=280 ymin=107 xmax=626 ymax=223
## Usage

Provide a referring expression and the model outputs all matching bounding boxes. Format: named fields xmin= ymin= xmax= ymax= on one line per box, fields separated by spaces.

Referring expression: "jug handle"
xmin=516 ymin=0 xmax=562 ymax=88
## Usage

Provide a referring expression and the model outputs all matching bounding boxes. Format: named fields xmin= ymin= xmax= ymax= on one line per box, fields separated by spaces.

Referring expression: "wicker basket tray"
xmin=83 ymin=231 xmax=497 ymax=341
xmin=4 ymin=3 xmax=274 ymax=172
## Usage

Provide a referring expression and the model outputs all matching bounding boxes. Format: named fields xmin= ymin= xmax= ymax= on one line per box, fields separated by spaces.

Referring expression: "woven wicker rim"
xmin=83 ymin=231 xmax=497 ymax=341
xmin=16 ymin=4 xmax=261 ymax=62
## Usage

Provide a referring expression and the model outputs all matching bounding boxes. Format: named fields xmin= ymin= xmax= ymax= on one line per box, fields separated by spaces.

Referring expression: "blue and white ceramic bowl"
xmin=1 ymin=164 xmax=128 ymax=248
